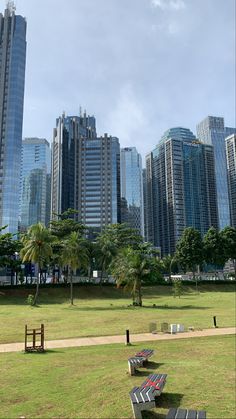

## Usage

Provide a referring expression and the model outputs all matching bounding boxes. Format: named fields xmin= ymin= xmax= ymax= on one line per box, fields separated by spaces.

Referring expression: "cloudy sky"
xmin=1 ymin=0 xmax=235 ymax=157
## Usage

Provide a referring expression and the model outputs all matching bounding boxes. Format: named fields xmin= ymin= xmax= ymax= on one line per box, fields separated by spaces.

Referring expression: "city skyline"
xmin=0 ymin=0 xmax=234 ymax=157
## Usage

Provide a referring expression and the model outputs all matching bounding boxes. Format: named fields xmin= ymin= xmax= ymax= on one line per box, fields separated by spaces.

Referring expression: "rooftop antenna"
xmin=6 ymin=1 xmax=16 ymax=13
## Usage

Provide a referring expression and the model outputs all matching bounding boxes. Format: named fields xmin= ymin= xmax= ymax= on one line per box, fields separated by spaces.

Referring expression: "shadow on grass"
xmin=150 ymin=305 xmax=210 ymax=310
xmin=157 ymin=392 xmax=184 ymax=409
xmin=22 ymin=349 xmax=65 ymax=355
xmin=141 ymin=392 xmax=184 ymax=418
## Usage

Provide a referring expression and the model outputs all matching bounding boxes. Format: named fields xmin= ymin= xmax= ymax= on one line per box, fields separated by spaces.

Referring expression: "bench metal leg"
xmin=128 ymin=361 xmax=136 ymax=376
xmin=131 ymin=401 xmax=156 ymax=419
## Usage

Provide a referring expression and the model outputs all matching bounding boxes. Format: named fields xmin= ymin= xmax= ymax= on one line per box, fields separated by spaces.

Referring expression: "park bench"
xmin=130 ymin=373 xmax=167 ymax=418
xmin=128 ymin=349 xmax=154 ymax=375
xmin=166 ymin=408 xmax=206 ymax=419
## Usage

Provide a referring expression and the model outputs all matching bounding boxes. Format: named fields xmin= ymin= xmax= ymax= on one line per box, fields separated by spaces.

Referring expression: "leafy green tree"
xmin=172 ymin=280 xmax=183 ymax=298
xmin=20 ymin=223 xmax=54 ymax=305
xmin=50 ymin=209 xmax=86 ymax=281
xmin=0 ymin=226 xmax=22 ymax=284
xmin=96 ymin=223 xmax=143 ymax=281
xmin=220 ymin=227 xmax=236 ymax=278
xmin=160 ymin=254 xmax=177 ymax=283
xmin=50 ymin=209 xmax=85 ymax=239
xmin=203 ymin=227 xmax=227 ymax=274
xmin=111 ymin=247 xmax=153 ymax=306
xmin=175 ymin=227 xmax=203 ymax=292
xmin=96 ymin=233 xmax=117 ymax=282
xmin=61 ymin=231 xmax=89 ymax=305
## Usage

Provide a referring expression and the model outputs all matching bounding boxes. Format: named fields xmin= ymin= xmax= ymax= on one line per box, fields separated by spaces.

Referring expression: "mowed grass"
xmin=0 ymin=284 xmax=235 ymax=344
xmin=0 ymin=335 xmax=235 ymax=418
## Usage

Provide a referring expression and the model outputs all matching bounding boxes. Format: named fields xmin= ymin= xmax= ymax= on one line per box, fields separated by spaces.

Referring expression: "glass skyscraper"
xmin=51 ymin=112 xmax=121 ymax=230
xmin=145 ymin=127 xmax=218 ymax=255
xmin=225 ymin=134 xmax=236 ymax=228
xmin=0 ymin=3 xmax=27 ymax=233
xmin=20 ymin=138 xmax=51 ymax=231
xmin=196 ymin=116 xmax=236 ymax=229
xmin=120 ymin=147 xmax=144 ymax=236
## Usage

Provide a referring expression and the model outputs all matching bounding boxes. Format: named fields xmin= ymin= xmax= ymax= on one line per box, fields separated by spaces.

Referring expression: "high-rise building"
xmin=120 ymin=147 xmax=144 ymax=236
xmin=51 ymin=112 xmax=121 ymax=231
xmin=20 ymin=138 xmax=51 ymax=231
xmin=196 ymin=116 xmax=236 ymax=229
xmin=142 ymin=168 xmax=148 ymax=241
xmin=51 ymin=112 xmax=97 ymax=217
xmin=225 ymin=134 xmax=236 ymax=228
xmin=146 ymin=127 xmax=218 ymax=255
xmin=0 ymin=2 xmax=27 ymax=233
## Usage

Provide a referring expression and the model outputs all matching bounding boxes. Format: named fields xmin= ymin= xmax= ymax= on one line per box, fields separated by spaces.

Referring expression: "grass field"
xmin=0 ymin=284 xmax=235 ymax=344
xmin=0 ymin=335 xmax=235 ymax=418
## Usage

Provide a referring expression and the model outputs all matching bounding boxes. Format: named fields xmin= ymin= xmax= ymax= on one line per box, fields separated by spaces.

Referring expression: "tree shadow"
xmin=148 ymin=305 xmax=210 ymax=310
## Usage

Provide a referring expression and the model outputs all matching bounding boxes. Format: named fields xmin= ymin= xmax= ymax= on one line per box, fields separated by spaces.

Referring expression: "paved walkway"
xmin=0 ymin=327 xmax=235 ymax=353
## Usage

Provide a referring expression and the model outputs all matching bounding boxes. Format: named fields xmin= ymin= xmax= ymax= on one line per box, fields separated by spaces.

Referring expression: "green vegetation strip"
xmin=0 ymin=335 xmax=235 ymax=418
xmin=0 ymin=284 xmax=235 ymax=344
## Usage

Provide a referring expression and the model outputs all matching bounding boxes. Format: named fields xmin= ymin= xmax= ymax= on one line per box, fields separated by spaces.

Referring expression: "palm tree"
xmin=111 ymin=247 xmax=150 ymax=306
xmin=20 ymin=223 xmax=54 ymax=305
xmin=160 ymin=255 xmax=176 ymax=283
xmin=61 ymin=232 xmax=88 ymax=305
xmin=96 ymin=233 xmax=117 ymax=283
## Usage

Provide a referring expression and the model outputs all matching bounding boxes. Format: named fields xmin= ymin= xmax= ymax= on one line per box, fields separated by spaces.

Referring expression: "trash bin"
xmin=177 ymin=324 xmax=184 ymax=332
xmin=149 ymin=322 xmax=157 ymax=333
xmin=161 ymin=322 xmax=169 ymax=333
xmin=170 ymin=324 xmax=177 ymax=334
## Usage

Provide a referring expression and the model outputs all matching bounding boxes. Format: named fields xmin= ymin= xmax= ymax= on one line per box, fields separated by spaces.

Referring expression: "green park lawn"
xmin=0 ymin=283 xmax=235 ymax=344
xmin=0 ymin=335 xmax=235 ymax=418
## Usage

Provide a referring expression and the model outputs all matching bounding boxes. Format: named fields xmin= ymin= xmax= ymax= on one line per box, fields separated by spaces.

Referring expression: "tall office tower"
xmin=51 ymin=113 xmax=121 ymax=231
xmin=225 ymin=134 xmax=236 ymax=228
xmin=20 ymin=138 xmax=51 ymax=231
xmin=197 ymin=116 xmax=236 ymax=229
xmin=146 ymin=127 xmax=218 ymax=255
xmin=0 ymin=3 xmax=27 ymax=233
xmin=142 ymin=168 xmax=148 ymax=241
xmin=51 ymin=112 xmax=97 ymax=217
xmin=120 ymin=147 xmax=144 ymax=236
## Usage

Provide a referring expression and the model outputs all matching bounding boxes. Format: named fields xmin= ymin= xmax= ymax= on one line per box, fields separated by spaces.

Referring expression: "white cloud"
xmin=151 ymin=0 xmax=186 ymax=11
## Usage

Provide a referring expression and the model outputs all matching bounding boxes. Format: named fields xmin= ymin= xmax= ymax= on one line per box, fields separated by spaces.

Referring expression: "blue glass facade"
xmin=20 ymin=138 xmax=51 ymax=230
xmin=120 ymin=147 xmax=144 ymax=236
xmin=225 ymin=134 xmax=236 ymax=228
xmin=145 ymin=127 xmax=218 ymax=255
xmin=197 ymin=116 xmax=236 ymax=229
xmin=0 ymin=5 xmax=27 ymax=233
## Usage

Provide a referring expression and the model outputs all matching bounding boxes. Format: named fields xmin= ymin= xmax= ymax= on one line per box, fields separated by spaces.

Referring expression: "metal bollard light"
xmin=213 ymin=316 xmax=218 ymax=328
xmin=126 ymin=329 xmax=130 ymax=345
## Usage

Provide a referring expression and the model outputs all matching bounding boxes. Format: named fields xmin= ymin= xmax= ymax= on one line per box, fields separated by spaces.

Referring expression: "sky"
xmin=1 ymin=0 xmax=235 ymax=157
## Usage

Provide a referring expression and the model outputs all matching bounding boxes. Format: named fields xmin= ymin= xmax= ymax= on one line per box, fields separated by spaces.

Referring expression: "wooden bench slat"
xmin=187 ymin=410 xmax=197 ymax=419
xmin=166 ymin=409 xmax=207 ymax=419
xmin=166 ymin=408 xmax=177 ymax=419
xmin=176 ymin=409 xmax=187 ymax=419
xmin=130 ymin=387 xmax=140 ymax=404
xmin=197 ymin=411 xmax=206 ymax=419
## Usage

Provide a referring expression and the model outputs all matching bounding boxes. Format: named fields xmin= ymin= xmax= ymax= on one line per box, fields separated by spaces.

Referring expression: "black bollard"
xmin=213 ymin=316 xmax=218 ymax=328
xmin=126 ymin=329 xmax=130 ymax=345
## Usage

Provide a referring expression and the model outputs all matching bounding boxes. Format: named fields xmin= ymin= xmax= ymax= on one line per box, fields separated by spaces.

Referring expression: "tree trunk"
xmin=193 ymin=269 xmax=198 ymax=294
xmin=70 ymin=268 xmax=74 ymax=305
xmin=137 ymin=281 xmax=142 ymax=307
xmin=33 ymin=274 xmax=40 ymax=306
